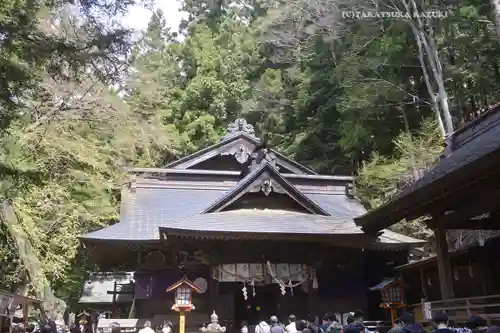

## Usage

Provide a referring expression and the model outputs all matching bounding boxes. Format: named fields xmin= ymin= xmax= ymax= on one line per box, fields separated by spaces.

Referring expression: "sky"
xmin=120 ymin=0 xmax=188 ymax=32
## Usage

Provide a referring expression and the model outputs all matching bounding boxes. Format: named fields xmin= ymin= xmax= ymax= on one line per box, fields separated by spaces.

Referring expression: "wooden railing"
xmin=408 ymin=294 xmax=500 ymax=325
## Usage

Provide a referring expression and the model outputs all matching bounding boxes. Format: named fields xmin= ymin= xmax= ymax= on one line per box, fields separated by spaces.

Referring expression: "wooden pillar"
xmin=307 ymin=275 xmax=314 ymax=315
xmin=307 ymin=266 xmax=317 ymax=316
xmin=419 ymin=267 xmax=427 ymax=299
xmin=209 ymin=266 xmax=218 ymax=311
xmin=434 ymin=227 xmax=455 ymax=299
xmin=479 ymin=254 xmax=491 ymax=295
xmin=179 ymin=311 xmax=186 ymax=333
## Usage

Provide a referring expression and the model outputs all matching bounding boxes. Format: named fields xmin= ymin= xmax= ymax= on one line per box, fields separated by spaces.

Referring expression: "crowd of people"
xmin=238 ymin=310 xmax=500 ymax=333
xmin=240 ymin=310 xmax=368 ymax=333
xmin=387 ymin=311 xmax=498 ymax=333
xmin=7 ymin=310 xmax=500 ymax=333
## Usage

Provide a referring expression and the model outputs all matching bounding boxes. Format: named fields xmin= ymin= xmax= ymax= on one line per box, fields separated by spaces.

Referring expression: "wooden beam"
xmin=441 ymin=213 xmax=500 ymax=230
xmin=426 ymin=189 xmax=500 ymax=229
xmin=434 ymin=227 xmax=455 ymax=299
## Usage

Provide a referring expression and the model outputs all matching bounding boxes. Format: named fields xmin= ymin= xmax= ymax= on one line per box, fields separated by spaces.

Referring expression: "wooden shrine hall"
xmin=355 ymin=107 xmax=500 ymax=323
xmin=81 ymin=119 xmax=423 ymax=329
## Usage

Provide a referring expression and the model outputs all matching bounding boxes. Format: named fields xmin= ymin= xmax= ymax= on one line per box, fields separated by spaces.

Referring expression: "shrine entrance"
xmin=234 ymin=284 xmax=278 ymax=326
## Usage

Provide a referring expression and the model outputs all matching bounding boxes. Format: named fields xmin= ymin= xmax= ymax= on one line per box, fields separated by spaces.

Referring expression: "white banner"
xmin=213 ymin=263 xmax=308 ymax=282
xmin=236 ymin=263 xmax=250 ymax=281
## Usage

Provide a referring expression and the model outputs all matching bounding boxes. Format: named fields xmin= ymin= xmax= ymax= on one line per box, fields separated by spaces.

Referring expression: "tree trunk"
xmin=0 ymin=200 xmax=67 ymax=322
xmin=411 ymin=24 xmax=446 ymax=138
xmin=404 ymin=0 xmax=454 ymax=135
xmin=491 ymin=0 xmax=500 ymax=45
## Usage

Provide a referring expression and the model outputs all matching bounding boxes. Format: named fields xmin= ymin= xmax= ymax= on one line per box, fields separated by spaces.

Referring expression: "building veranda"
xmin=355 ymin=107 xmax=500 ymax=324
xmin=80 ymin=119 xmax=423 ymax=331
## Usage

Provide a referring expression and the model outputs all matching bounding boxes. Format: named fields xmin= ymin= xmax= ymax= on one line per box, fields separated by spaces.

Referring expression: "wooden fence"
xmin=408 ymin=294 xmax=500 ymax=325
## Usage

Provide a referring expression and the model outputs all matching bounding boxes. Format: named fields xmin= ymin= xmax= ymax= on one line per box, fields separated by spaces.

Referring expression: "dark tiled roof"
xmin=307 ymin=193 xmax=366 ymax=217
xmin=84 ymin=187 xmax=228 ymax=240
xmin=159 ymin=210 xmax=423 ymax=244
xmin=369 ymin=277 xmax=396 ymax=291
xmin=159 ymin=209 xmax=362 ymax=235
xmin=398 ymin=108 xmax=500 ymax=196
xmin=83 ymin=185 xmax=368 ymax=241
xmin=378 ymin=230 xmax=425 ymax=244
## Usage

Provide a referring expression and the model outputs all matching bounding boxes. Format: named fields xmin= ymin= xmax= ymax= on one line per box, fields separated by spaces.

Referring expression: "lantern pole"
xmin=390 ymin=307 xmax=396 ymax=327
xmin=179 ymin=311 xmax=186 ymax=333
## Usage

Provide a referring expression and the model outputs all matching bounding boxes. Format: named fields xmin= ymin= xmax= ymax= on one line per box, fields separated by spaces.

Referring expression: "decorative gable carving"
xmin=223 ymin=118 xmax=257 ymax=140
xmin=220 ymin=141 xmax=254 ymax=164
xmin=248 ymin=173 xmax=286 ymax=196
xmin=164 ymin=118 xmax=317 ymax=175
xmin=249 ymin=147 xmax=279 ymax=172
xmin=201 ymin=163 xmax=328 ymax=215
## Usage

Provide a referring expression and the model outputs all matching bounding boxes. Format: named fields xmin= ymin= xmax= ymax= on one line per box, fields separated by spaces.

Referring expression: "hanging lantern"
xmin=166 ymin=276 xmax=201 ymax=312
xmin=369 ymin=278 xmax=407 ymax=326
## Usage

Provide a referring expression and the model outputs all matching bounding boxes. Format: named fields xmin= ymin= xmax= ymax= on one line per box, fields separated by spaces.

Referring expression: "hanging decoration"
xmin=478 ymin=230 xmax=485 ymax=246
xmin=453 ymin=267 xmax=459 ymax=281
xmin=194 ymin=277 xmax=208 ymax=294
xmin=301 ymin=281 xmax=308 ymax=293
xmin=242 ymin=283 xmax=248 ymax=300
xmin=427 ymin=276 xmax=432 ymax=286
xmin=309 ymin=266 xmax=318 ymax=289
xmin=211 ymin=262 xmax=311 ymax=298
xmin=468 ymin=261 xmax=474 ymax=278
xmin=280 ymin=282 xmax=286 ymax=295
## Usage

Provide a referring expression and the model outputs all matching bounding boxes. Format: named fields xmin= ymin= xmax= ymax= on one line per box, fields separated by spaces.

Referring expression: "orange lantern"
xmin=370 ymin=278 xmax=406 ymax=326
xmin=167 ymin=276 xmax=201 ymax=312
xmin=166 ymin=276 xmax=202 ymax=333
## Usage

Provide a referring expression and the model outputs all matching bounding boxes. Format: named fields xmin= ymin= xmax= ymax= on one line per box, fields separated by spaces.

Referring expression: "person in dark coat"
xmin=297 ymin=320 xmax=311 ymax=333
xmin=307 ymin=315 xmax=322 ymax=333
xmin=343 ymin=324 xmax=365 ymax=333
xmin=396 ymin=313 xmax=424 ymax=333
xmin=467 ymin=316 xmax=487 ymax=333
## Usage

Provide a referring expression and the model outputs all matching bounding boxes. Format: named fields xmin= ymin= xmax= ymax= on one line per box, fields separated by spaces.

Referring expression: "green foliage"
xmin=0 ymin=0 xmax=169 ymax=301
xmin=355 ymin=119 xmax=443 ymax=239
xmin=0 ymin=77 xmax=174 ymax=295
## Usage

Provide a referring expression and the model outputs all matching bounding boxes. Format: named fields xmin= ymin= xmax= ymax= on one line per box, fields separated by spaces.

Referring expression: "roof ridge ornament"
xmin=223 ymin=118 xmax=257 ymax=140
xmin=250 ymin=147 xmax=278 ymax=171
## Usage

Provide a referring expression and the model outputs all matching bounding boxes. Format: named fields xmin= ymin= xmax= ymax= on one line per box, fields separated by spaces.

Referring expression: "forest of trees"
xmin=1 ymin=0 xmax=500 ymax=306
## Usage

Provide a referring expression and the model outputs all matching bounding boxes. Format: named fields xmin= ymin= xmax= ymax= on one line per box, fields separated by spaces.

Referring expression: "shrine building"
xmin=80 ymin=119 xmax=424 ymax=329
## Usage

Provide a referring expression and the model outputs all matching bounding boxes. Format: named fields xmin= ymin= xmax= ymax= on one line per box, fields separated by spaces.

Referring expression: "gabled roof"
xmin=164 ymin=130 xmax=317 ymax=175
xmin=369 ymin=278 xmax=398 ymax=291
xmin=201 ymin=161 xmax=329 ymax=215
xmin=166 ymin=276 xmax=201 ymax=293
xmin=82 ymin=182 xmax=368 ymax=241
